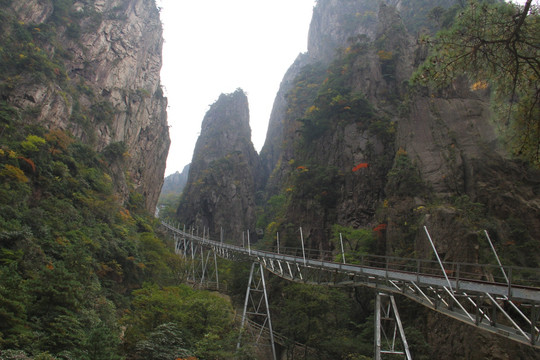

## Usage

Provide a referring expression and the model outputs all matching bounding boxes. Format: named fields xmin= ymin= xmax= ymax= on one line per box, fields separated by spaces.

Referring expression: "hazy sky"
xmin=158 ymin=0 xmax=316 ymax=175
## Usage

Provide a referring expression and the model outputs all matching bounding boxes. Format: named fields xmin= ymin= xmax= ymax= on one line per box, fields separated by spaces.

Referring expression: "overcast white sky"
xmin=157 ymin=0 xmax=316 ymax=175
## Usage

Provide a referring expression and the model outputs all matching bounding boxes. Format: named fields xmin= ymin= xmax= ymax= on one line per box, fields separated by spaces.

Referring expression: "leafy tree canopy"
xmin=413 ymin=0 xmax=540 ymax=166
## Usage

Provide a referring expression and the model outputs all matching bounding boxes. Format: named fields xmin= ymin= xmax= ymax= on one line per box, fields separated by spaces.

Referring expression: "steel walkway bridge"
xmin=161 ymin=221 xmax=540 ymax=359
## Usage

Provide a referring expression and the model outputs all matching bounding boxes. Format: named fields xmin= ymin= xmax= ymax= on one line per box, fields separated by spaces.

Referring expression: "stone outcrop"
xmin=177 ymin=89 xmax=262 ymax=241
xmin=1 ymin=0 xmax=169 ymax=211
xmin=161 ymin=164 xmax=190 ymax=196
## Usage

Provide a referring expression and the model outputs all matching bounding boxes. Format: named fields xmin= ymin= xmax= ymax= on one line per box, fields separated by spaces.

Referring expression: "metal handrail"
xmin=163 ymin=222 xmax=540 ymax=297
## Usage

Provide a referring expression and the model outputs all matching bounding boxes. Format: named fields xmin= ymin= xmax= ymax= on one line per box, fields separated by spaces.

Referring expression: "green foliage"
xmin=271 ymin=282 xmax=373 ymax=358
xmin=91 ymin=101 xmax=116 ymax=126
xmin=157 ymin=192 xmax=182 ymax=222
xmin=450 ymin=194 xmax=484 ymax=225
xmin=122 ymin=283 xmax=239 ymax=359
xmin=331 ymin=225 xmax=375 ymax=263
xmin=403 ymin=326 xmax=431 ymax=360
xmin=0 ymin=121 xmax=197 ymax=357
xmin=134 ymin=323 xmax=192 ymax=360
xmin=413 ymin=0 xmax=540 ymax=166
xmin=0 ymin=17 xmax=69 ymax=86
xmin=51 ymin=0 xmax=74 ymax=25
xmin=101 ymin=141 xmax=126 ymax=163
xmin=21 ymin=135 xmax=46 ymax=153
xmin=386 ymin=149 xmax=425 ymax=197
xmin=255 ymin=192 xmax=290 ymax=248
xmin=289 ymin=163 xmax=340 ymax=210
xmin=397 ymin=0 xmax=460 ymax=33
xmin=293 ymin=41 xmax=375 ymax=143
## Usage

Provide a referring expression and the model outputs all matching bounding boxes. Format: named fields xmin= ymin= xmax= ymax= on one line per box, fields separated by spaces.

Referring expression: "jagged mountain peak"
xmin=177 ymin=89 xmax=262 ymax=240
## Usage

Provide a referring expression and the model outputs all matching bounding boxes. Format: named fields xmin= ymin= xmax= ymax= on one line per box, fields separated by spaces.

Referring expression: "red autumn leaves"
xmin=352 ymin=162 xmax=368 ymax=172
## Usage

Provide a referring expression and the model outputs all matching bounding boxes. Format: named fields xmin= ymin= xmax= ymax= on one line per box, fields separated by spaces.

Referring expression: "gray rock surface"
xmin=3 ymin=0 xmax=169 ymax=211
xmin=177 ymin=90 xmax=262 ymax=241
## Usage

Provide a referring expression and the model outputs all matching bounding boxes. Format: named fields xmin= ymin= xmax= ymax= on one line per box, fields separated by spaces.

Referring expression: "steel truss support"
xmin=375 ymin=292 xmax=412 ymax=360
xmin=237 ymin=262 xmax=277 ymax=360
xmin=163 ymin=221 xmax=540 ymax=350
xmin=174 ymin=234 xmax=219 ymax=290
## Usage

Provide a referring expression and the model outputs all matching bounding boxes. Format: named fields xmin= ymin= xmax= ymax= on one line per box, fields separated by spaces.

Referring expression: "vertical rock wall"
xmin=177 ymin=89 xmax=262 ymax=241
xmin=1 ymin=0 xmax=169 ymax=211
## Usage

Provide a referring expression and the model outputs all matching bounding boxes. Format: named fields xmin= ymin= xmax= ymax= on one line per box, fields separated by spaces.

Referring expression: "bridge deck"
xmin=162 ymin=222 xmax=540 ymax=348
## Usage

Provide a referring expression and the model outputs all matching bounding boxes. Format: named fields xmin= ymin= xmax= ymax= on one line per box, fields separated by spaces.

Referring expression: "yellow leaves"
xmin=377 ymin=50 xmax=393 ymax=61
xmin=118 ymin=208 xmax=132 ymax=221
xmin=470 ymin=80 xmax=488 ymax=90
xmin=266 ymin=221 xmax=279 ymax=235
xmin=306 ymin=105 xmax=319 ymax=115
xmin=21 ymin=134 xmax=46 ymax=152
xmin=0 ymin=164 xmax=29 ymax=183
xmin=396 ymin=147 xmax=408 ymax=157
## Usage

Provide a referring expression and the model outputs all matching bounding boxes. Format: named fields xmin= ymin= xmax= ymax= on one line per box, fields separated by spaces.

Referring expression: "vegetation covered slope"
xmin=0 ymin=117 xmax=245 ymax=359
xmin=0 ymin=0 xmax=241 ymax=359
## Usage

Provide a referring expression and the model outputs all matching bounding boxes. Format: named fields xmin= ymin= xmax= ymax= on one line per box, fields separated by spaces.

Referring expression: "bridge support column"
xmin=237 ymin=262 xmax=277 ymax=360
xmin=174 ymin=233 xmax=219 ymax=290
xmin=374 ymin=292 xmax=412 ymax=360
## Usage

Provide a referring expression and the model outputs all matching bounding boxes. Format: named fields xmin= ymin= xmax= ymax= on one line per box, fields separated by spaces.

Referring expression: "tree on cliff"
xmin=414 ymin=0 xmax=539 ymax=165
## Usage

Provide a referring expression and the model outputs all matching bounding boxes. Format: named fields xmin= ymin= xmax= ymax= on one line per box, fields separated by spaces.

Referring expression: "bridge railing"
xmin=253 ymin=244 xmax=540 ymax=290
xmin=163 ymin=222 xmax=540 ymax=291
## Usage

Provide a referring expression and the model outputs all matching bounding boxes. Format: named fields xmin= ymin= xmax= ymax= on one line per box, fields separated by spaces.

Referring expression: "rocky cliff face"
xmin=170 ymin=0 xmax=538 ymax=357
xmin=161 ymin=164 xmax=190 ymax=196
xmin=0 ymin=0 xmax=169 ymax=211
xmin=257 ymin=0 xmax=539 ymax=358
xmin=177 ymin=89 xmax=262 ymax=241
xmin=262 ymin=0 xmax=540 ymax=265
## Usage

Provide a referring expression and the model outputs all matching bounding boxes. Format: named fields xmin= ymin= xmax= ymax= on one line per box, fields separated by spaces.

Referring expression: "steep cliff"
xmin=256 ymin=0 xmax=540 ymax=358
xmin=163 ymin=0 xmax=538 ymax=358
xmin=261 ymin=0 xmax=540 ymax=268
xmin=177 ymin=89 xmax=262 ymax=241
xmin=0 ymin=0 xmax=169 ymax=211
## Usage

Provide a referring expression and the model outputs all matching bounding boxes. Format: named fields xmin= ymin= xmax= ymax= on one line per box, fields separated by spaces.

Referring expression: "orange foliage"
xmin=18 ymin=156 xmax=36 ymax=172
xmin=45 ymin=129 xmax=74 ymax=151
xmin=377 ymin=50 xmax=393 ymax=61
xmin=352 ymin=163 xmax=368 ymax=172
xmin=470 ymin=80 xmax=488 ymax=91
xmin=118 ymin=208 xmax=132 ymax=221
xmin=373 ymin=223 xmax=387 ymax=232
